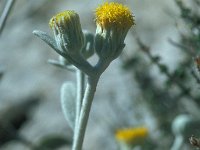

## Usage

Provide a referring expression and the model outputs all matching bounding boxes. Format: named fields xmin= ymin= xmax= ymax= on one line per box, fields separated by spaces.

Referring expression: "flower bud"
xmin=49 ymin=10 xmax=84 ymax=55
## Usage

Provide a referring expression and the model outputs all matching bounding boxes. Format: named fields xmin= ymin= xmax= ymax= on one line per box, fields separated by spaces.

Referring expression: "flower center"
xmin=95 ymin=2 xmax=135 ymax=29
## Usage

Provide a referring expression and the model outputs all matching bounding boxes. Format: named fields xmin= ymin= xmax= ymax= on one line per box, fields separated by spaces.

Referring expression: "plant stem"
xmin=75 ymin=69 xmax=85 ymax=132
xmin=0 ymin=0 xmax=15 ymax=35
xmin=72 ymin=76 xmax=99 ymax=150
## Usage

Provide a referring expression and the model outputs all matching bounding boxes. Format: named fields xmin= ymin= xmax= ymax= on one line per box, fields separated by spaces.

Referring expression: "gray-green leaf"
xmin=60 ymin=82 xmax=76 ymax=130
xmin=33 ymin=30 xmax=58 ymax=51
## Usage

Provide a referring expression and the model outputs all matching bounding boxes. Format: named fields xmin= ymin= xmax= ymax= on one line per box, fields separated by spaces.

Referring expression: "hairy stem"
xmin=72 ymin=76 xmax=99 ymax=150
xmin=75 ymin=69 xmax=85 ymax=132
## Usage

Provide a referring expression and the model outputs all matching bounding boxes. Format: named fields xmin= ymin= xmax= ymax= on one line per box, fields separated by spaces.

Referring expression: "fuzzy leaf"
xmin=33 ymin=30 xmax=58 ymax=50
xmin=33 ymin=30 xmax=69 ymax=60
xmin=60 ymin=82 xmax=76 ymax=130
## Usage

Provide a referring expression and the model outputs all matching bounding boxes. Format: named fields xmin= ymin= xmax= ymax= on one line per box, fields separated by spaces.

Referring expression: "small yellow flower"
xmin=95 ymin=2 xmax=135 ymax=29
xmin=115 ymin=127 xmax=148 ymax=144
xmin=94 ymin=2 xmax=135 ymax=60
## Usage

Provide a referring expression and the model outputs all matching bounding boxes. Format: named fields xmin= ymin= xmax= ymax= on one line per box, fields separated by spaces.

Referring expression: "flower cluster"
xmin=46 ymin=2 xmax=135 ymax=65
xmin=33 ymin=2 xmax=135 ymax=76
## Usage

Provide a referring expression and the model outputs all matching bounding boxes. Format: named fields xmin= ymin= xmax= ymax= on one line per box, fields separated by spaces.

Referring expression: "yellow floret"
xmin=49 ymin=10 xmax=77 ymax=28
xmin=95 ymin=2 xmax=135 ymax=29
xmin=115 ymin=127 xmax=148 ymax=144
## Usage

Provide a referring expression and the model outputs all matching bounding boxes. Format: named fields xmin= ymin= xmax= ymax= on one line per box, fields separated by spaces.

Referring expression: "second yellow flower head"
xmin=95 ymin=2 xmax=135 ymax=29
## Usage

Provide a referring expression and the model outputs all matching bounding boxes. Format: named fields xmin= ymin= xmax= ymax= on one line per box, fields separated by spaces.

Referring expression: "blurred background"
xmin=0 ymin=0 xmax=200 ymax=150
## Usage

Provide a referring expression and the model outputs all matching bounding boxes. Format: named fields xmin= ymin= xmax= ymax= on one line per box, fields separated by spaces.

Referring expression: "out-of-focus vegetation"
xmin=121 ymin=0 xmax=200 ymax=149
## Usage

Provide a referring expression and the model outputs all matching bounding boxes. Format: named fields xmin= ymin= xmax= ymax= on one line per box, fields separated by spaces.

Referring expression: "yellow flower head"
xmin=95 ymin=2 xmax=135 ymax=29
xmin=115 ymin=127 xmax=148 ymax=144
xmin=94 ymin=2 xmax=135 ymax=60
